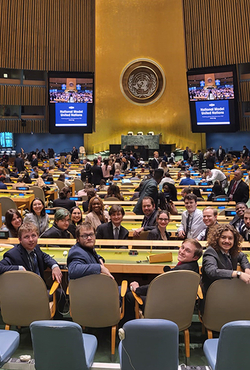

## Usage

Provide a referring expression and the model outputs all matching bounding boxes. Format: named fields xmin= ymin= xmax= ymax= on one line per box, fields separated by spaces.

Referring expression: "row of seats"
xmin=2 ymin=318 xmax=250 ymax=370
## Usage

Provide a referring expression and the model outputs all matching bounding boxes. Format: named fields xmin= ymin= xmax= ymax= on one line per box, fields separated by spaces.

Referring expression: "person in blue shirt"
xmin=179 ymin=171 xmax=196 ymax=186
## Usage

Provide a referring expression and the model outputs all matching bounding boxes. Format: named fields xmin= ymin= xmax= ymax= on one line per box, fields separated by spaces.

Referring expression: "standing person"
xmin=151 ymin=151 xmax=160 ymax=169
xmin=205 ymin=168 xmax=227 ymax=190
xmin=81 ymin=158 xmax=92 ymax=183
xmin=201 ymin=224 xmax=250 ymax=296
xmin=206 ymin=151 xmax=215 ymax=170
xmin=14 ymin=153 xmax=25 ymax=173
xmin=96 ymin=205 xmax=129 ymax=245
xmin=216 ymin=146 xmax=226 ymax=162
xmin=177 ymin=194 xmax=205 ymax=239
xmin=67 ymin=222 xmax=114 ymax=279
xmin=133 ymin=169 xmax=163 ymax=215
xmin=71 ymin=146 xmax=78 ymax=162
xmin=242 ymin=145 xmax=249 ymax=160
xmin=183 ymin=147 xmax=189 ymax=161
xmin=227 ymin=170 xmax=249 ymax=204
xmin=102 ymin=159 xmax=112 ymax=180
xmin=91 ymin=158 xmax=103 ymax=187
xmin=24 ymin=198 xmax=49 ymax=235
xmin=85 ymin=196 xmax=110 ymax=230
xmin=198 ymin=150 xmax=204 ymax=170
xmin=31 ymin=154 xmax=38 ymax=167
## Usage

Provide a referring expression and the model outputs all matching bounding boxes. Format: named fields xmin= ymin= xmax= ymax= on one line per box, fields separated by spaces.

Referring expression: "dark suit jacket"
xmin=216 ymin=148 xmax=226 ymax=161
xmin=96 ymin=222 xmax=129 ymax=241
xmin=147 ymin=227 xmax=170 ymax=242
xmin=141 ymin=210 xmax=157 ymax=231
xmin=202 ymin=246 xmax=250 ymax=294
xmin=53 ymin=198 xmax=76 ymax=211
xmin=0 ymin=243 xmax=57 ymax=282
xmin=183 ymin=150 xmax=189 ymax=161
xmin=227 ymin=179 xmax=249 ymax=204
xmin=91 ymin=165 xmax=103 ymax=186
xmin=14 ymin=157 xmax=25 ymax=173
xmin=151 ymin=158 xmax=159 ymax=169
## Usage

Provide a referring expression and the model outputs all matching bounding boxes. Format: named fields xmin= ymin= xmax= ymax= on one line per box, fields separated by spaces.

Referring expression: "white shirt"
xmin=177 ymin=209 xmax=205 ymax=239
xmin=206 ymin=169 xmax=226 ymax=183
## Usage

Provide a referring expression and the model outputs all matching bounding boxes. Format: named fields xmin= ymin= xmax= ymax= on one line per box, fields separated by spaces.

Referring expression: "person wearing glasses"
xmin=67 ymin=222 xmax=114 ymax=279
xmin=147 ymin=210 xmax=171 ymax=242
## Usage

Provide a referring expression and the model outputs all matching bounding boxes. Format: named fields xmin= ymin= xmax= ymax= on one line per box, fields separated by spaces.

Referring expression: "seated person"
xmin=148 ymin=210 xmax=171 ymax=242
xmin=24 ymin=197 xmax=49 ymax=235
xmin=67 ymin=222 xmax=114 ymax=279
xmin=230 ymin=202 xmax=248 ymax=232
xmin=67 ymin=206 xmax=83 ymax=238
xmin=192 ymin=188 xmax=204 ymax=201
xmin=12 ymin=176 xmax=28 ymax=189
xmin=133 ymin=197 xmax=158 ymax=237
xmin=239 ymin=208 xmax=250 ymax=241
xmin=207 ymin=180 xmax=225 ymax=200
xmin=82 ymin=188 xmax=96 ymax=213
xmin=40 ymin=208 xmax=74 ymax=247
xmin=0 ymin=176 xmax=7 ymax=189
xmin=85 ymin=196 xmax=110 ymax=230
xmin=201 ymin=224 xmax=250 ymax=297
xmin=197 ymin=207 xmax=218 ymax=241
xmin=53 ymin=187 xmax=76 ymax=211
xmin=177 ymin=194 xmax=205 ymax=239
xmin=104 ymin=184 xmax=124 ymax=201
xmin=96 ymin=205 xmax=129 ymax=247
xmin=179 ymin=171 xmax=196 ymax=186
xmin=0 ymin=222 xmax=64 ymax=317
xmin=125 ymin=239 xmax=203 ymax=320
xmin=2 ymin=209 xmax=23 ymax=237
xmin=180 ymin=187 xmax=192 ymax=200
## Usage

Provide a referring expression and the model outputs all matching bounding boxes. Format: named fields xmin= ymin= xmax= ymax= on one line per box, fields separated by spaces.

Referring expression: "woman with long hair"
xmin=85 ymin=196 xmax=110 ymax=230
xmin=148 ymin=210 xmax=171 ymax=242
xmin=4 ymin=209 xmax=23 ymax=237
xmin=68 ymin=206 xmax=83 ymax=238
xmin=24 ymin=197 xmax=49 ymax=235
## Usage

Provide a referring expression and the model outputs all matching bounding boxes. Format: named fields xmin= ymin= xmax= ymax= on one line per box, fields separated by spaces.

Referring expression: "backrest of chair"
xmin=74 ymin=178 xmax=84 ymax=193
xmin=0 ymin=197 xmax=17 ymax=215
xmin=0 ymin=271 xmax=50 ymax=326
xmin=202 ymin=279 xmax=250 ymax=332
xmin=215 ymin=321 xmax=250 ymax=370
xmin=69 ymin=274 xmax=120 ymax=327
xmin=55 ymin=180 xmax=65 ymax=191
xmin=119 ymin=319 xmax=178 ymax=370
xmin=144 ymin=270 xmax=200 ymax=331
xmin=30 ymin=320 xmax=88 ymax=370
xmin=133 ymin=230 xmax=150 ymax=241
xmin=30 ymin=186 xmax=45 ymax=203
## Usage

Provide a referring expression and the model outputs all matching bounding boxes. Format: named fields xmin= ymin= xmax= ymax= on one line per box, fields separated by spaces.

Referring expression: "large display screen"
xmin=48 ymin=71 xmax=94 ymax=134
xmin=187 ymin=66 xmax=239 ymax=133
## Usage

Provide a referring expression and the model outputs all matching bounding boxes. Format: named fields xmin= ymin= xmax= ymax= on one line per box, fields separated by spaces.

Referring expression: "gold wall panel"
xmin=85 ymin=0 xmax=205 ymax=154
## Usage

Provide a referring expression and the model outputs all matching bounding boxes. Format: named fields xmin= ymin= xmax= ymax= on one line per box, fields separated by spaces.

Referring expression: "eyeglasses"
xmin=158 ymin=218 xmax=169 ymax=222
xmin=79 ymin=233 xmax=95 ymax=239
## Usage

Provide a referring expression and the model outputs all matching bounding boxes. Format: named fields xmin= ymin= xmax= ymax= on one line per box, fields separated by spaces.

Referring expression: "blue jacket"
xmin=179 ymin=177 xmax=196 ymax=186
xmin=67 ymin=242 xmax=103 ymax=279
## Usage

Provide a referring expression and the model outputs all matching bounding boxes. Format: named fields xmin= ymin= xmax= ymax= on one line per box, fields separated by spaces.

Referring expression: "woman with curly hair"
xmin=85 ymin=196 xmax=110 ymax=230
xmin=202 ymin=224 xmax=250 ymax=295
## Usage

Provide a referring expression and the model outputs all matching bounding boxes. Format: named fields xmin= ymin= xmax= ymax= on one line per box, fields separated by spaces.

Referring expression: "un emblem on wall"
xmin=120 ymin=59 xmax=165 ymax=105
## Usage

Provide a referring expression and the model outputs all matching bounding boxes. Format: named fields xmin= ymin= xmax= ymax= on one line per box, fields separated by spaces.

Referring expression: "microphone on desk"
xmin=163 ymin=265 xmax=171 ymax=273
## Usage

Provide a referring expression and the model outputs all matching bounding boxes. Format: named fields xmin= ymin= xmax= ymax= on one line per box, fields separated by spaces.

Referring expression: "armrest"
xmin=132 ymin=291 xmax=143 ymax=305
xmin=49 ymin=281 xmax=59 ymax=295
xmin=120 ymin=280 xmax=128 ymax=297
xmin=197 ymin=284 xmax=203 ymax=300
xmin=132 ymin=291 xmax=144 ymax=319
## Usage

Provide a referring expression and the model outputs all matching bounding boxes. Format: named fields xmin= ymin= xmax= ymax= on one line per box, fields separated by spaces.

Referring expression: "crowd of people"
xmin=0 ymin=144 xmax=250 ymax=335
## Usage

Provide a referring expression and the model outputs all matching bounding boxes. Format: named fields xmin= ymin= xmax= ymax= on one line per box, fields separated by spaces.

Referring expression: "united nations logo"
xmin=120 ymin=59 xmax=165 ymax=105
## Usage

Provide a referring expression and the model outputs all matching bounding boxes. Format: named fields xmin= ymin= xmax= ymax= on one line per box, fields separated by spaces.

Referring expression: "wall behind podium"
xmin=85 ymin=0 xmax=205 ymax=154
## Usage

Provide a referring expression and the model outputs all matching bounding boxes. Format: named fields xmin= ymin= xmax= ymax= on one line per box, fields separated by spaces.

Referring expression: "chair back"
xmin=55 ymin=180 xmax=65 ymax=191
xmin=105 ymin=196 xmax=120 ymax=201
xmin=69 ymin=274 xmax=120 ymax=327
xmin=0 ymin=271 xmax=51 ymax=326
xmin=144 ymin=270 xmax=200 ymax=331
xmin=133 ymin=230 xmax=150 ymax=241
xmin=30 ymin=186 xmax=46 ymax=204
xmin=0 ymin=197 xmax=17 ymax=215
xmin=30 ymin=320 xmax=97 ymax=370
xmin=215 ymin=321 xmax=250 ymax=370
xmin=0 ymin=330 xmax=20 ymax=368
xmin=74 ymin=178 xmax=84 ymax=193
xmin=119 ymin=319 xmax=178 ymax=370
xmin=202 ymin=279 xmax=250 ymax=332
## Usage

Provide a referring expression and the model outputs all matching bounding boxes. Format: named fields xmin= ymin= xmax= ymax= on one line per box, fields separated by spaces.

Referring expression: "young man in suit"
xmin=0 ymin=222 xmax=62 ymax=282
xmin=124 ymin=239 xmax=203 ymax=321
xmin=67 ymin=222 xmax=114 ymax=279
xmin=96 ymin=205 xmax=129 ymax=247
